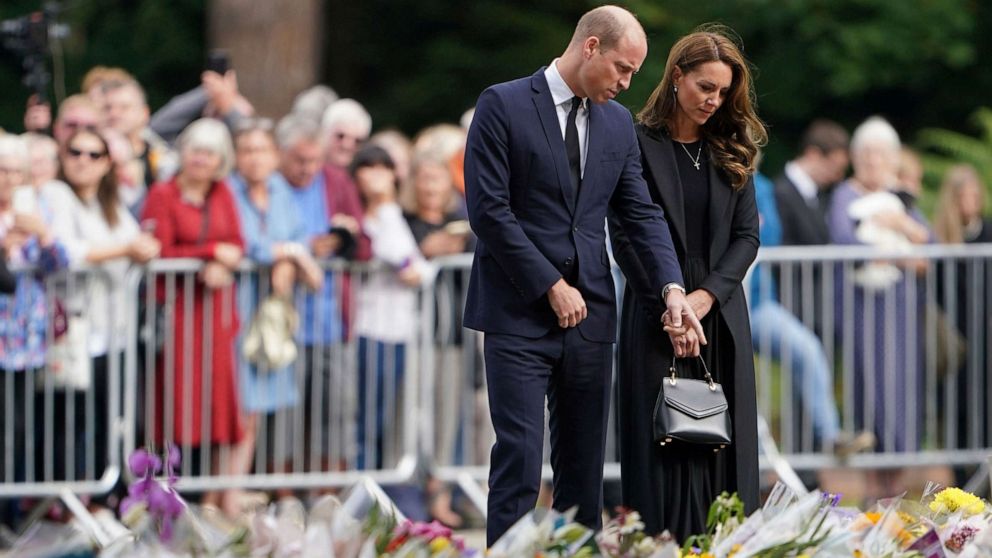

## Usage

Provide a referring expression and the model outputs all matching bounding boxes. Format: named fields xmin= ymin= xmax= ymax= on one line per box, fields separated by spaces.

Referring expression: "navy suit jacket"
xmin=463 ymin=68 xmax=683 ymax=343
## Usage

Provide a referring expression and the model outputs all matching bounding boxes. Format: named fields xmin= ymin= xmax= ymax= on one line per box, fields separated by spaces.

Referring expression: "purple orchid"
xmin=119 ymin=445 xmax=186 ymax=542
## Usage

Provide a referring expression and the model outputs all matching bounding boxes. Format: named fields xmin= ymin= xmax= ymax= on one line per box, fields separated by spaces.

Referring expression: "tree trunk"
xmin=208 ymin=0 xmax=324 ymax=119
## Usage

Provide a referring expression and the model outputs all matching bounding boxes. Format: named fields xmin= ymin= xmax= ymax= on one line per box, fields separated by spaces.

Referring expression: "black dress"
xmin=610 ymin=128 xmax=760 ymax=542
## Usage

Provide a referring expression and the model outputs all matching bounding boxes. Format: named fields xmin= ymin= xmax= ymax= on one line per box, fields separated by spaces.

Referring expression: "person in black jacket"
xmin=609 ymin=26 xmax=765 ymax=540
xmin=774 ymin=120 xmax=849 ymax=247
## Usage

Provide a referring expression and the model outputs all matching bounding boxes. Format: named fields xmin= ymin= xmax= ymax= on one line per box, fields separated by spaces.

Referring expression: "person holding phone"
xmin=149 ymin=51 xmax=254 ymax=145
xmin=0 ymin=135 xmax=67 ymax=514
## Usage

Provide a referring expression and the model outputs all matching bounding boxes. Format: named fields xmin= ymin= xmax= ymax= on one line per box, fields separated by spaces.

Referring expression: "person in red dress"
xmin=141 ymin=118 xmax=245 ymax=482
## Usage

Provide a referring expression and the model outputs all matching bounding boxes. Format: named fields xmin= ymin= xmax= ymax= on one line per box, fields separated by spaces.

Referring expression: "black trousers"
xmin=483 ymin=328 xmax=613 ymax=546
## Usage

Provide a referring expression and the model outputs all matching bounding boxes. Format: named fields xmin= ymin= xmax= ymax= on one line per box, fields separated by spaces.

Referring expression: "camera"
xmin=1 ymin=2 xmax=68 ymax=102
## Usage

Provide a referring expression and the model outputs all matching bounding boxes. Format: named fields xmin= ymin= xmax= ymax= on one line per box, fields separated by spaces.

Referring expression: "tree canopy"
xmin=1 ymin=0 xmax=989 ymax=178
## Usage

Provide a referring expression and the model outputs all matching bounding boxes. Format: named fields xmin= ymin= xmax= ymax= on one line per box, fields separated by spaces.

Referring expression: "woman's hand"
xmin=669 ymin=327 xmax=701 ymax=358
xmin=13 ymin=213 xmax=46 ymax=238
xmin=213 ymin=242 xmax=243 ymax=268
xmin=419 ymin=231 xmax=465 ymax=258
xmin=685 ymin=289 xmax=716 ymax=321
xmin=398 ymin=264 xmax=421 ymax=287
xmin=127 ymin=234 xmax=161 ymax=263
xmin=200 ymin=260 xmax=234 ymax=289
xmin=2 ymin=231 xmax=27 ymax=255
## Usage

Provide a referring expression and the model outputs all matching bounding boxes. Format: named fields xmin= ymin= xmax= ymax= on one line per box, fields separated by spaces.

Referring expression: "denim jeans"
xmin=751 ymin=301 xmax=840 ymax=444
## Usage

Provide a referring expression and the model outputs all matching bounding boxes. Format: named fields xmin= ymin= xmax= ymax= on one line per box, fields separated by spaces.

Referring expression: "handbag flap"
xmin=663 ymin=378 xmax=728 ymax=419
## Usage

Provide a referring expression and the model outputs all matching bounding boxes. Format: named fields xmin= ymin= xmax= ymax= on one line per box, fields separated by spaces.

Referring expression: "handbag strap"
xmin=668 ymin=355 xmax=716 ymax=391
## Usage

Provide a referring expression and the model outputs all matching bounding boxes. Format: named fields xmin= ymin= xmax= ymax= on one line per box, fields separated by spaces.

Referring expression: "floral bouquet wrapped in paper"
xmin=488 ymin=507 xmax=595 ymax=557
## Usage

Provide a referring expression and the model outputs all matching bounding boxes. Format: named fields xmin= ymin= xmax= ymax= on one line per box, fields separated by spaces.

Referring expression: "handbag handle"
xmin=668 ymin=356 xmax=716 ymax=391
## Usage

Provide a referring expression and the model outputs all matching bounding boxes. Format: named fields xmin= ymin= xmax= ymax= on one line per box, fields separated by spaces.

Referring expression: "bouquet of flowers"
xmin=595 ymin=508 xmax=679 ymax=557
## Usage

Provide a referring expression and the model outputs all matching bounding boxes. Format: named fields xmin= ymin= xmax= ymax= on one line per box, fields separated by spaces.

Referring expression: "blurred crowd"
xmin=0 ymin=67 xmax=477 ymax=528
xmin=0 ymin=65 xmax=990 ymax=530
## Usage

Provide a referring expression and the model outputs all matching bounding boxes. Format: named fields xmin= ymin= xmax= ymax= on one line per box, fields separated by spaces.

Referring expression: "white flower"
xmin=619 ymin=511 xmax=645 ymax=535
xmin=633 ymin=536 xmax=659 ymax=555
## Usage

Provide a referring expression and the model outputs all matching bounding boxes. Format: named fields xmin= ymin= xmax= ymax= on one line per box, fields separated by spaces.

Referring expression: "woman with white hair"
xmin=0 ymin=134 xmax=66 ymax=513
xmin=825 ymin=116 xmax=931 ymax=492
xmin=139 ymin=119 xmax=245 ymax=505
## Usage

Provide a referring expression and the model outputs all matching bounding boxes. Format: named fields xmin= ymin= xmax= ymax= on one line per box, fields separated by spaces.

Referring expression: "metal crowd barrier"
xmin=6 ymin=244 xmax=992 ymax=519
xmin=424 ymin=246 xmax=992 ymax=508
xmin=0 ymin=266 xmax=122 ymax=501
xmin=122 ymin=258 xmax=419 ymax=491
xmin=748 ymin=243 xmax=992 ymax=472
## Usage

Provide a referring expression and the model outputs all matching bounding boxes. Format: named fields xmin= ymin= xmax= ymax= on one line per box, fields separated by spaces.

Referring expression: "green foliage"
xmin=3 ymin=0 xmax=992 ymax=185
xmin=0 ymin=0 xmax=205 ymax=131
xmin=917 ymin=107 xmax=992 ymax=209
xmin=681 ymin=491 xmax=746 ymax=554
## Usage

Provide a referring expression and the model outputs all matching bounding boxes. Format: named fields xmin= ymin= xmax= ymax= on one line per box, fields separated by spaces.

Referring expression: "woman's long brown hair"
xmin=637 ymin=24 xmax=767 ymax=190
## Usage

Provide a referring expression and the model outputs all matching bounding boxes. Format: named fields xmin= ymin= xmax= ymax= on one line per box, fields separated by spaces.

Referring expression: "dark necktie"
xmin=565 ymin=96 xmax=582 ymax=200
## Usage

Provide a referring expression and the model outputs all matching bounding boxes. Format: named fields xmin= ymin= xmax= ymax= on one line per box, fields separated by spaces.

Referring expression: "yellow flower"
xmin=429 ymin=537 xmax=451 ymax=553
xmin=929 ymin=487 xmax=986 ymax=516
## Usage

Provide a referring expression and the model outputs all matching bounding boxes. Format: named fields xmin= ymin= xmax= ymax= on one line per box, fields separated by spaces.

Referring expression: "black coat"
xmin=609 ymin=125 xmax=760 ymax=536
xmin=773 ymin=171 xmax=831 ymax=246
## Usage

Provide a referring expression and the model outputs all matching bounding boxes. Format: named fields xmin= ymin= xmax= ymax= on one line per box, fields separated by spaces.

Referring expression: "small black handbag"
xmin=653 ymin=356 xmax=732 ymax=452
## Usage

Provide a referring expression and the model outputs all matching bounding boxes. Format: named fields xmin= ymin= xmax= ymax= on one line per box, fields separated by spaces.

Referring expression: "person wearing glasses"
xmin=140 ymin=118 xmax=246 ymax=512
xmin=43 ymin=128 xmax=160 ymax=508
xmin=51 ymin=96 xmax=103 ymax=152
xmin=0 ymin=134 xmax=67 ymax=527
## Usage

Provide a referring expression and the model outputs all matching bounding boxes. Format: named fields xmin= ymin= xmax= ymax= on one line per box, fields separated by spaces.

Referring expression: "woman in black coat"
xmin=608 ymin=26 xmax=767 ymax=541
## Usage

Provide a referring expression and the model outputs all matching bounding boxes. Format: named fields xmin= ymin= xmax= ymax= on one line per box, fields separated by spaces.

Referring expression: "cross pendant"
xmin=693 ymin=161 xmax=700 ymax=170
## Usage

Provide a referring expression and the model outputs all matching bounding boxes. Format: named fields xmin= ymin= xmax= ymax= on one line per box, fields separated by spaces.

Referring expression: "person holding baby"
xmin=825 ymin=116 xmax=933 ymax=499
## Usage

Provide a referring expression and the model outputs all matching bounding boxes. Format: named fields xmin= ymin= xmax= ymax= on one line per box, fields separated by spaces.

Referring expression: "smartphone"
xmin=12 ymin=185 xmax=37 ymax=215
xmin=206 ymin=49 xmax=230 ymax=75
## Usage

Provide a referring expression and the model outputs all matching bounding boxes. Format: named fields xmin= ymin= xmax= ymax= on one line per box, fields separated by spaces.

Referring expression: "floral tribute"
xmin=119 ymin=444 xmax=185 ymax=541
xmin=9 ymin=452 xmax=992 ymax=558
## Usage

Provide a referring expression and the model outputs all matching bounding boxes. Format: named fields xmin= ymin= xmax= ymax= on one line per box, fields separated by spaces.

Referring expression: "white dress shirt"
xmin=544 ymin=59 xmax=588 ymax=178
xmin=784 ymin=161 xmax=820 ymax=206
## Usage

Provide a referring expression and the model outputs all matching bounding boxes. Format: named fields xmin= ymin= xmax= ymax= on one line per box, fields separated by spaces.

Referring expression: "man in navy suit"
xmin=463 ymin=5 xmax=705 ymax=545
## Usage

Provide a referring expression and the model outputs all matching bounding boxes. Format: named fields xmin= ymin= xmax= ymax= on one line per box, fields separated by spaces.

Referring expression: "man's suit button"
xmin=564 ymin=257 xmax=573 ymax=266
xmin=573 ymin=226 xmax=579 ymax=233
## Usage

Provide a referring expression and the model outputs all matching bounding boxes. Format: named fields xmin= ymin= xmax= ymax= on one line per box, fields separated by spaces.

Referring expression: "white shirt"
xmin=42 ymin=180 xmax=140 ymax=356
xmin=355 ymin=202 xmax=432 ymax=343
xmin=544 ymin=59 xmax=589 ymax=178
xmin=784 ymin=161 xmax=819 ymax=205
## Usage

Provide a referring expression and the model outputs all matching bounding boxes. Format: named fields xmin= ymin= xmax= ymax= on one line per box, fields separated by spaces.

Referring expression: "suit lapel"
xmin=707 ymin=153 xmax=732 ymax=262
xmin=638 ymin=130 xmax=687 ymax=251
xmin=530 ymin=71 xmax=575 ymax=216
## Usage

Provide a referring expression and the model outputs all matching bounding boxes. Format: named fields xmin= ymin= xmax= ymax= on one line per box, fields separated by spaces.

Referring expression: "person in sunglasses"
xmin=51 ymin=96 xmax=102 ymax=153
xmin=42 ymin=128 xmax=160 ymax=495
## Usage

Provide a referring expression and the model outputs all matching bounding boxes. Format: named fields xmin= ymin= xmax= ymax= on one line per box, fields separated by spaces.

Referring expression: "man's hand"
xmin=202 ymin=70 xmax=239 ymax=115
xmin=662 ymin=288 xmax=707 ymax=348
xmin=548 ymin=278 xmax=586 ymax=329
